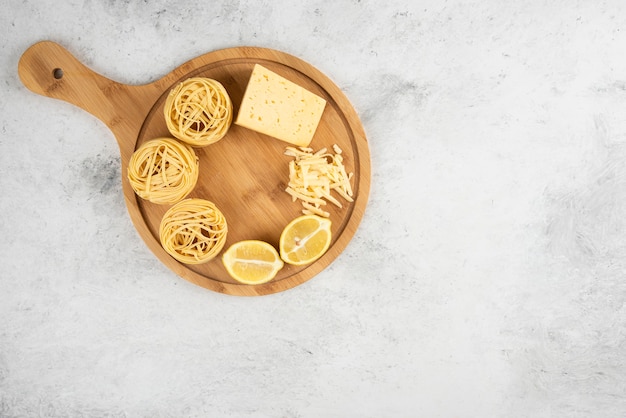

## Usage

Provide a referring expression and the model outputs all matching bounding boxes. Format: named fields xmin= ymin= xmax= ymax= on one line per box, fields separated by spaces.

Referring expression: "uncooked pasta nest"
xmin=159 ymin=198 xmax=228 ymax=265
xmin=164 ymin=77 xmax=233 ymax=147
xmin=127 ymin=137 xmax=199 ymax=205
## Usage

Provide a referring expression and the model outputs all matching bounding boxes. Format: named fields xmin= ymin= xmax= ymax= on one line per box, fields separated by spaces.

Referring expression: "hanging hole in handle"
xmin=52 ymin=68 xmax=64 ymax=79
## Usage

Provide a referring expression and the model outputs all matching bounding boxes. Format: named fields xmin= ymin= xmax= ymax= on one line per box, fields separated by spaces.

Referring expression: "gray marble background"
xmin=2 ymin=0 xmax=626 ymax=416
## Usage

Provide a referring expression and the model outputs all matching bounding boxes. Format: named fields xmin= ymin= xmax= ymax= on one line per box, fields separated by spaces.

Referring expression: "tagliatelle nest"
xmin=159 ymin=198 xmax=228 ymax=265
xmin=164 ymin=77 xmax=233 ymax=147
xmin=127 ymin=137 xmax=199 ymax=205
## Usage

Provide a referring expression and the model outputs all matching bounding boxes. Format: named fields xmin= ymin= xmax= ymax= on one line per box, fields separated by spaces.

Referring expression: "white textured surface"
xmin=2 ymin=0 xmax=626 ymax=416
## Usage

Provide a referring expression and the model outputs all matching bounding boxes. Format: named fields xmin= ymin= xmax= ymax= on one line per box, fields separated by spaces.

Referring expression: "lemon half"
xmin=279 ymin=215 xmax=332 ymax=265
xmin=222 ymin=240 xmax=284 ymax=285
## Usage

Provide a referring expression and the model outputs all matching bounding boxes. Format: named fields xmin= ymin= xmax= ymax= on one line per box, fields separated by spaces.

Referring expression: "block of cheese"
xmin=235 ymin=64 xmax=326 ymax=147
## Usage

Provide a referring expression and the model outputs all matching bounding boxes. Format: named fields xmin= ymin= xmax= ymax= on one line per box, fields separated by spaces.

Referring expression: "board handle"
xmin=18 ymin=41 xmax=154 ymax=156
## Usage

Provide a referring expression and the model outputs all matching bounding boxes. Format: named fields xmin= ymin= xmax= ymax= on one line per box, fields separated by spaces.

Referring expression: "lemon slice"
xmin=222 ymin=240 xmax=284 ymax=285
xmin=279 ymin=215 xmax=332 ymax=265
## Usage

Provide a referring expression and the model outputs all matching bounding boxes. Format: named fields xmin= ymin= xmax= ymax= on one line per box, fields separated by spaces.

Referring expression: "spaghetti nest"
xmin=127 ymin=137 xmax=199 ymax=205
xmin=164 ymin=77 xmax=233 ymax=147
xmin=159 ymin=198 xmax=228 ymax=265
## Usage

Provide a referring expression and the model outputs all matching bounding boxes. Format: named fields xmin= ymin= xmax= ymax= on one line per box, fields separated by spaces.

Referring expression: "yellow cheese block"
xmin=235 ymin=64 xmax=326 ymax=147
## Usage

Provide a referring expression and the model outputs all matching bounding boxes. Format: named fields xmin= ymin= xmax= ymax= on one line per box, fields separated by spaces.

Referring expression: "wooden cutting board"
xmin=18 ymin=41 xmax=371 ymax=296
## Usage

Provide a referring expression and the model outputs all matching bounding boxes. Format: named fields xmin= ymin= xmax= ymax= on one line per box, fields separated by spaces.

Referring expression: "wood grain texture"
xmin=18 ymin=41 xmax=370 ymax=296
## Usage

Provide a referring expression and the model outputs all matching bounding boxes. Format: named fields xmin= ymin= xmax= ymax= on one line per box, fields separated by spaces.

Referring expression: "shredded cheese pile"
xmin=284 ymin=145 xmax=354 ymax=217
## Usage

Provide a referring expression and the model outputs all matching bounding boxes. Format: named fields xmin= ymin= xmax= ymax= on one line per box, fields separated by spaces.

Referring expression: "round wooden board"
xmin=18 ymin=42 xmax=370 ymax=296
